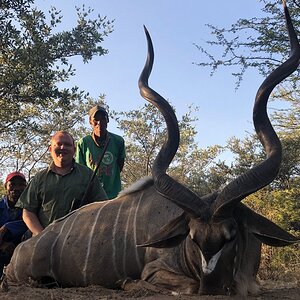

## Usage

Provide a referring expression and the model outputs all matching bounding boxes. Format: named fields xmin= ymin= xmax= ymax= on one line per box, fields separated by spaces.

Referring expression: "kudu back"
xmin=6 ymin=1 xmax=300 ymax=296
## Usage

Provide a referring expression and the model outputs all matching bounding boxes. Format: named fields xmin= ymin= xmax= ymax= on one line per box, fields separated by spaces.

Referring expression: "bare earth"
xmin=0 ymin=280 xmax=299 ymax=300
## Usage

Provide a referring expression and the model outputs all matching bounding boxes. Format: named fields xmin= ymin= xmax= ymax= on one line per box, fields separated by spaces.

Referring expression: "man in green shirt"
xmin=16 ymin=131 xmax=107 ymax=235
xmin=76 ymin=105 xmax=126 ymax=199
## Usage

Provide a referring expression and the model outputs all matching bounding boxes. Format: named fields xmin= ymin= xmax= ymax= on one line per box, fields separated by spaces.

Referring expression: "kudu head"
xmin=138 ymin=0 xmax=300 ymax=295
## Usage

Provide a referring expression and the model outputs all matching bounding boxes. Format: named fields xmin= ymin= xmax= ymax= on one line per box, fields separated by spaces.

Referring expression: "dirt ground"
xmin=0 ymin=280 xmax=299 ymax=300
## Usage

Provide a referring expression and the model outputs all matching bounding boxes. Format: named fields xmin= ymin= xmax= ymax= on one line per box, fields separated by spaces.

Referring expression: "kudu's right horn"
xmin=212 ymin=0 xmax=300 ymax=220
xmin=138 ymin=26 xmax=209 ymax=217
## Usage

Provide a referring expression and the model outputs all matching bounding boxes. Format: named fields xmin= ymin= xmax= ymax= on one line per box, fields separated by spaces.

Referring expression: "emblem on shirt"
xmin=102 ymin=151 xmax=114 ymax=165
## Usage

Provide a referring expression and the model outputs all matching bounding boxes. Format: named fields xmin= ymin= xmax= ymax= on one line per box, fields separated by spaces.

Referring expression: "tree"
xmin=194 ymin=0 xmax=300 ymax=88
xmin=114 ymin=103 xmax=223 ymax=191
xmin=270 ymin=86 xmax=300 ymax=187
xmin=0 ymin=94 xmax=107 ymax=179
xmin=225 ymin=130 xmax=300 ymax=189
xmin=244 ymin=188 xmax=300 ymax=280
xmin=193 ymin=0 xmax=300 ymax=191
xmin=0 ymin=0 xmax=113 ymax=176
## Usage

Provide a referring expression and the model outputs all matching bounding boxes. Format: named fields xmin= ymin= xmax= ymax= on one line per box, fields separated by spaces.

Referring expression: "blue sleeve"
xmin=4 ymin=220 xmax=28 ymax=238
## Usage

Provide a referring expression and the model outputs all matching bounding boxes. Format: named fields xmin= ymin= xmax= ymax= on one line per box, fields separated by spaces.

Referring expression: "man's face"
xmin=49 ymin=133 xmax=75 ymax=167
xmin=91 ymin=111 xmax=108 ymax=137
xmin=6 ymin=177 xmax=26 ymax=205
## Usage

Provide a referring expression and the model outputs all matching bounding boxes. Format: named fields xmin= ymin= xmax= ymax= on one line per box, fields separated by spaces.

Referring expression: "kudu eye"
xmin=222 ymin=223 xmax=237 ymax=242
xmin=227 ymin=228 xmax=237 ymax=242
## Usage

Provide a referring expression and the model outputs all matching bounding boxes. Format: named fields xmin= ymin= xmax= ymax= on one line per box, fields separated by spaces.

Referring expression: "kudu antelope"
xmin=6 ymin=1 xmax=300 ymax=296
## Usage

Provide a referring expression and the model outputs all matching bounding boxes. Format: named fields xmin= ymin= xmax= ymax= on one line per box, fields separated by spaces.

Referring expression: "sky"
xmin=34 ymin=0 xmax=272 ymax=160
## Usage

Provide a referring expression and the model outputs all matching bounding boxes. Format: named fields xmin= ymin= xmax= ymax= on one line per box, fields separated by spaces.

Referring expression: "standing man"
xmin=16 ymin=131 xmax=107 ymax=236
xmin=76 ymin=105 xmax=126 ymax=199
xmin=0 ymin=172 xmax=27 ymax=275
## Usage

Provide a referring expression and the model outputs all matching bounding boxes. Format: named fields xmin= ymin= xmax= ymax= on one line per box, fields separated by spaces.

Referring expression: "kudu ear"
xmin=236 ymin=205 xmax=299 ymax=246
xmin=137 ymin=213 xmax=189 ymax=248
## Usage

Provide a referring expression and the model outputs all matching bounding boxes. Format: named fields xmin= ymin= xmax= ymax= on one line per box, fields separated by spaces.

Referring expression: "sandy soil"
xmin=0 ymin=280 xmax=299 ymax=300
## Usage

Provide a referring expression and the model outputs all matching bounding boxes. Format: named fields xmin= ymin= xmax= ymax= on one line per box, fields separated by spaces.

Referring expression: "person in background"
xmin=16 ymin=131 xmax=107 ymax=236
xmin=0 ymin=172 xmax=27 ymax=275
xmin=76 ymin=105 xmax=126 ymax=199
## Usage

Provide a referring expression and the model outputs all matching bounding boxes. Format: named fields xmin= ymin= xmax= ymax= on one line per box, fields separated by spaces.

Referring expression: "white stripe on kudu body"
xmin=30 ymin=231 xmax=45 ymax=270
xmin=113 ymin=199 xmax=126 ymax=279
xmin=133 ymin=192 xmax=144 ymax=272
xmin=58 ymin=211 xmax=84 ymax=277
xmin=123 ymin=198 xmax=137 ymax=276
xmin=11 ymin=242 xmax=24 ymax=282
xmin=83 ymin=202 xmax=110 ymax=285
xmin=123 ymin=202 xmax=131 ymax=276
xmin=50 ymin=219 xmax=69 ymax=270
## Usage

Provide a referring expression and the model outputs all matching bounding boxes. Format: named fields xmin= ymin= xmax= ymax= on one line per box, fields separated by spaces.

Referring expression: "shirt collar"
xmin=92 ymin=131 xmax=110 ymax=147
xmin=48 ymin=159 xmax=75 ymax=175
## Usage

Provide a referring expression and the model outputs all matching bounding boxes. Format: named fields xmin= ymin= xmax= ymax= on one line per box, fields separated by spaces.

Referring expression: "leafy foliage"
xmin=0 ymin=0 xmax=113 ymax=178
xmin=114 ymin=103 xmax=223 ymax=190
xmin=194 ymin=0 xmax=300 ymax=88
xmin=0 ymin=181 xmax=5 ymax=198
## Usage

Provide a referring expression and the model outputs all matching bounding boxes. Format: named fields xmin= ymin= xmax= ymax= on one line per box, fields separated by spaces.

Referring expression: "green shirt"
xmin=16 ymin=161 xmax=107 ymax=228
xmin=76 ymin=132 xmax=126 ymax=199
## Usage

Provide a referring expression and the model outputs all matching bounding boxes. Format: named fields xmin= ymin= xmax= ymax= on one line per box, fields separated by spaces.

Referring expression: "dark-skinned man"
xmin=76 ymin=106 xmax=126 ymax=199
xmin=0 ymin=172 xmax=27 ymax=275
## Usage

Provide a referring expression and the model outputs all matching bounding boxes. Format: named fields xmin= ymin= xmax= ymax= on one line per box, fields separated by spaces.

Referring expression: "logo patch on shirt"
xmin=103 ymin=151 xmax=114 ymax=165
